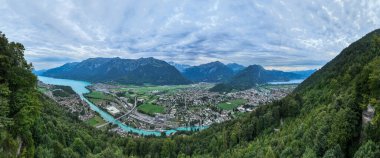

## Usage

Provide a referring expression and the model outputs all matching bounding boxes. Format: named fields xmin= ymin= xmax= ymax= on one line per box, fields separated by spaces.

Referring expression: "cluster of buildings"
xmin=80 ymin=83 xmax=296 ymax=133
xmin=228 ymin=86 xmax=296 ymax=107
xmin=146 ymin=85 xmax=296 ymax=127
xmin=38 ymin=81 xmax=95 ymax=121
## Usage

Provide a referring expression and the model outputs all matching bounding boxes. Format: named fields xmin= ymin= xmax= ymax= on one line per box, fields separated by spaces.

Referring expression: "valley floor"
xmin=83 ymin=83 xmax=296 ymax=135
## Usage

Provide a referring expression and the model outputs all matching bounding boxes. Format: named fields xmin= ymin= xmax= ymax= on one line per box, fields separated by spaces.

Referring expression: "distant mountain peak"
xmin=139 ymin=57 xmax=155 ymax=60
xmin=210 ymin=64 xmax=302 ymax=92
xmin=226 ymin=63 xmax=245 ymax=73
xmin=226 ymin=63 xmax=243 ymax=66
xmin=182 ymin=61 xmax=233 ymax=83
xmin=42 ymin=57 xmax=190 ymax=85
xmin=211 ymin=61 xmax=223 ymax=64
xmin=201 ymin=61 xmax=224 ymax=66
xmin=246 ymin=64 xmax=264 ymax=70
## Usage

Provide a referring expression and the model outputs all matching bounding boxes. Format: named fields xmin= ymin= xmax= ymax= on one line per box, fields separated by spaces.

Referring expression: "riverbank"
xmin=38 ymin=76 xmax=208 ymax=136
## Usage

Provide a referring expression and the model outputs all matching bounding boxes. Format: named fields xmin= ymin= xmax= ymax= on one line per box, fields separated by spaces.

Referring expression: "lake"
xmin=268 ymin=79 xmax=304 ymax=85
xmin=38 ymin=76 xmax=207 ymax=136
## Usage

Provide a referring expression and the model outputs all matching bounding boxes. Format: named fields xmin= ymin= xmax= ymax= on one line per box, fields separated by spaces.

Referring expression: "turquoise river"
xmin=38 ymin=76 xmax=208 ymax=136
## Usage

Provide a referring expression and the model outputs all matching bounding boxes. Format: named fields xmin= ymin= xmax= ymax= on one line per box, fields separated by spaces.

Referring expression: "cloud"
xmin=0 ymin=0 xmax=380 ymax=70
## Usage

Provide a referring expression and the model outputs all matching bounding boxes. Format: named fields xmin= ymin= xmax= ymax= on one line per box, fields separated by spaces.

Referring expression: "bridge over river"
xmin=38 ymin=76 xmax=208 ymax=136
xmin=96 ymin=97 xmax=138 ymax=128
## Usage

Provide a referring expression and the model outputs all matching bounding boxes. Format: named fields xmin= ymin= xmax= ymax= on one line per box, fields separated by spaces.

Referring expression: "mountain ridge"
xmin=210 ymin=64 xmax=302 ymax=92
xmin=42 ymin=57 xmax=191 ymax=85
xmin=223 ymin=28 xmax=380 ymax=157
xmin=1 ymin=29 xmax=380 ymax=157
xmin=181 ymin=61 xmax=235 ymax=83
xmin=226 ymin=63 xmax=246 ymax=73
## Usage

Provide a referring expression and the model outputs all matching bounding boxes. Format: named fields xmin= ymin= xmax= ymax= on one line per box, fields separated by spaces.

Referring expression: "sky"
xmin=1 ymin=0 xmax=380 ymax=71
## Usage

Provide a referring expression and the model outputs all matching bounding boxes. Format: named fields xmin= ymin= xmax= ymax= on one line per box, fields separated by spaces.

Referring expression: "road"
xmin=96 ymin=97 xmax=137 ymax=128
xmin=96 ymin=94 xmax=175 ymax=129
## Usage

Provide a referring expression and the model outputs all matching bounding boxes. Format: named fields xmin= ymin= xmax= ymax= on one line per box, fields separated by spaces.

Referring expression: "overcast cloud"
xmin=1 ymin=0 xmax=380 ymax=70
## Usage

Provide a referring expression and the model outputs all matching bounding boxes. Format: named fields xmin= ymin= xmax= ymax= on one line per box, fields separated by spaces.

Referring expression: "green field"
xmin=119 ymin=84 xmax=213 ymax=95
xmin=84 ymin=91 xmax=117 ymax=106
xmin=85 ymin=91 xmax=115 ymax=101
xmin=121 ymin=85 xmax=190 ymax=94
xmin=113 ymin=84 xmax=216 ymax=108
xmin=87 ymin=98 xmax=105 ymax=105
xmin=85 ymin=115 xmax=106 ymax=127
xmin=37 ymin=87 xmax=48 ymax=93
xmin=217 ymin=99 xmax=247 ymax=110
xmin=137 ymin=103 xmax=165 ymax=116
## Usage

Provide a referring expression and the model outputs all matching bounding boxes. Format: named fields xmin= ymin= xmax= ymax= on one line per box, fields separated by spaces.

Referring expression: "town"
xmin=37 ymin=81 xmax=296 ymax=136
xmin=84 ymin=83 xmax=296 ymax=134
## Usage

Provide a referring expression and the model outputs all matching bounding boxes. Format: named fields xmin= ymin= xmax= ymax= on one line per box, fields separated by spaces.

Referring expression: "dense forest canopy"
xmin=0 ymin=32 xmax=40 ymax=157
xmin=0 ymin=28 xmax=380 ymax=157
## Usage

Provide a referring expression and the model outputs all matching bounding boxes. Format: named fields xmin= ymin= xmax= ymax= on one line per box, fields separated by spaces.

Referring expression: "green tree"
xmin=302 ymin=148 xmax=317 ymax=158
xmin=354 ymin=141 xmax=380 ymax=158
xmin=323 ymin=145 xmax=343 ymax=158
xmin=126 ymin=139 xmax=137 ymax=156
xmin=265 ymin=146 xmax=276 ymax=158
xmin=161 ymin=139 xmax=175 ymax=158
xmin=71 ymin=138 xmax=88 ymax=156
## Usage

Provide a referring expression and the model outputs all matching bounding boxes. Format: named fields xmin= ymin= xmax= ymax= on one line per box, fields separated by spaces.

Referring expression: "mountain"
xmin=226 ymin=63 xmax=245 ymax=73
xmin=2 ymin=30 xmax=380 ymax=158
xmin=210 ymin=65 xmax=302 ymax=92
xmin=42 ymin=57 xmax=191 ymax=85
xmin=167 ymin=61 xmax=191 ymax=72
xmin=220 ymin=29 xmax=380 ymax=157
xmin=182 ymin=61 xmax=234 ymax=83
xmin=290 ymin=69 xmax=317 ymax=78
xmin=32 ymin=69 xmax=47 ymax=75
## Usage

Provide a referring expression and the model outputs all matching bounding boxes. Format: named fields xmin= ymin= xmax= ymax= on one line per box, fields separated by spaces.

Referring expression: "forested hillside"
xmin=0 ymin=32 xmax=40 ymax=157
xmin=182 ymin=61 xmax=234 ymax=83
xmin=42 ymin=57 xmax=190 ymax=85
xmin=1 ymin=28 xmax=380 ymax=157
xmin=219 ymin=29 xmax=380 ymax=157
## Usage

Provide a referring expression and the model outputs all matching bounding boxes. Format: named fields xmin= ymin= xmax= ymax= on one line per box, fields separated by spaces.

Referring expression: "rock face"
xmin=42 ymin=57 xmax=191 ymax=85
xmin=182 ymin=61 xmax=234 ymax=83
xmin=363 ymin=105 xmax=375 ymax=124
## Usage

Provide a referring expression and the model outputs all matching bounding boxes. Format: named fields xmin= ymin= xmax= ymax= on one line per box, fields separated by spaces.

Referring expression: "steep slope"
xmin=210 ymin=65 xmax=301 ymax=92
xmin=182 ymin=61 xmax=234 ymax=82
xmin=41 ymin=62 xmax=79 ymax=75
xmin=0 ymin=32 xmax=40 ymax=157
xmin=42 ymin=57 xmax=190 ymax=85
xmin=219 ymin=29 xmax=380 ymax=157
xmin=2 ymin=29 xmax=380 ymax=157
